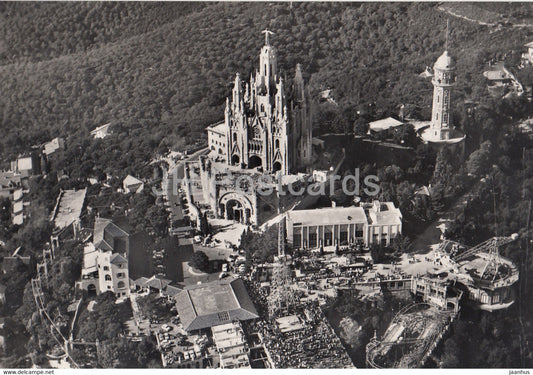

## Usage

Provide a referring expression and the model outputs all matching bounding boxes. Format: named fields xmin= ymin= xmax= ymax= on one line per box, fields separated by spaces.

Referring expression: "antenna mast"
xmin=445 ymin=19 xmax=450 ymax=51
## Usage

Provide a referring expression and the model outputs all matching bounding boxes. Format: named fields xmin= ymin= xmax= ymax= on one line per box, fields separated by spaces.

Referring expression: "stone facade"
xmin=207 ymin=31 xmax=312 ymax=175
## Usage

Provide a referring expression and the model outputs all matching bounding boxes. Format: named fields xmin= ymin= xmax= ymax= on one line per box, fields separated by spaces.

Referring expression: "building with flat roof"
xmin=175 ymin=277 xmax=258 ymax=332
xmin=52 ymin=188 xmax=87 ymax=232
xmin=368 ymin=117 xmax=404 ymax=133
xmin=286 ymin=200 xmax=402 ymax=249
xmin=212 ymin=322 xmax=251 ymax=368
xmin=43 ymin=137 xmax=65 ymax=156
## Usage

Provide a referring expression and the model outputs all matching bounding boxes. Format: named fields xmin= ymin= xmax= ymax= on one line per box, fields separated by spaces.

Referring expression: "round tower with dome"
xmin=430 ymin=50 xmax=455 ymax=140
xmin=419 ymin=25 xmax=465 ymax=146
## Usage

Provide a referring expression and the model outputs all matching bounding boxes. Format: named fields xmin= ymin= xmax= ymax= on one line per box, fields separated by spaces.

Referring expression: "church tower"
xmin=207 ymin=30 xmax=312 ymax=175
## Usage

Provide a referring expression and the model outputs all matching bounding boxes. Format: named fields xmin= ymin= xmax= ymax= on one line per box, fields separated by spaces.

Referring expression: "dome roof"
xmin=434 ymin=50 xmax=455 ymax=70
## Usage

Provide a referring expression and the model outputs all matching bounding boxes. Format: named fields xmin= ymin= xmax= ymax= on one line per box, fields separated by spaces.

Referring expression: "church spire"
xmin=262 ymin=29 xmax=274 ymax=46
xmin=259 ymin=30 xmax=277 ymax=86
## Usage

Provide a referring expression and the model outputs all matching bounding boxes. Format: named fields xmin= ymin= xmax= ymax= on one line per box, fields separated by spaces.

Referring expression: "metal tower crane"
xmin=268 ymin=217 xmax=298 ymax=318
xmin=452 ymin=233 xmax=519 ymax=281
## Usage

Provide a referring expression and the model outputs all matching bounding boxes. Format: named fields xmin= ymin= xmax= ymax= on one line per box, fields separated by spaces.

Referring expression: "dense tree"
xmin=199 ymin=211 xmax=210 ymax=236
xmin=466 ymin=141 xmax=492 ymax=177
xmin=190 ymin=250 xmax=209 ymax=272
xmin=240 ymin=224 xmax=279 ymax=264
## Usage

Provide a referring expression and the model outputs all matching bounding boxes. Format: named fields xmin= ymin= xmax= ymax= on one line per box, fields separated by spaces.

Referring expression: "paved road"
xmin=161 ymin=148 xmax=208 ymax=285
xmin=165 ymin=147 xmax=208 ymax=224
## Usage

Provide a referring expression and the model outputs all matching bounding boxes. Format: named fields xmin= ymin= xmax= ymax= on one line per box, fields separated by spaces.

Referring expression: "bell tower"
xmin=259 ymin=29 xmax=277 ymax=88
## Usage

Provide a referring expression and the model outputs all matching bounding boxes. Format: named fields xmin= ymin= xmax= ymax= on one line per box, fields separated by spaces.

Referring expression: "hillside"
xmin=0 ymin=2 xmax=530 ymax=178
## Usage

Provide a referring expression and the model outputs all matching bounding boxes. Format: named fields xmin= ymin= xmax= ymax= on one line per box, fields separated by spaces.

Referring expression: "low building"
xmin=90 ymin=123 xmax=112 ymax=139
xmin=1 ymin=247 xmax=33 ymax=275
xmin=522 ymin=41 xmax=533 ymax=65
xmin=123 ymin=175 xmax=144 ymax=194
xmin=368 ymin=117 xmax=404 ymax=133
xmin=175 ymin=277 xmax=258 ymax=333
xmin=207 ymin=121 xmax=227 ymax=161
xmin=133 ymin=275 xmax=182 ymax=300
xmin=212 ymin=322 xmax=251 ymax=369
xmin=43 ymin=137 xmax=65 ymax=156
xmin=0 ymin=171 xmax=22 ymax=199
xmin=11 ymin=188 xmax=24 ymax=225
xmin=286 ymin=200 xmax=402 ymax=249
xmin=11 ymin=156 xmax=34 ymax=178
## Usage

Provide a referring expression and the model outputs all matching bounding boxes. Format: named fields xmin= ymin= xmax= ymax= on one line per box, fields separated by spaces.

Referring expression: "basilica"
xmin=207 ymin=30 xmax=312 ymax=175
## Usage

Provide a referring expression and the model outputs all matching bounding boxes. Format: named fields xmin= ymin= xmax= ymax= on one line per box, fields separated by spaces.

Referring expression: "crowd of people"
xmin=259 ymin=303 xmax=353 ymax=368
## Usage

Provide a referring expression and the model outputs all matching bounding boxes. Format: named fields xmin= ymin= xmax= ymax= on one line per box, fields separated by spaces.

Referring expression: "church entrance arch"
xmin=219 ymin=192 xmax=253 ymax=225
xmin=248 ymin=155 xmax=262 ymax=169
xmin=273 ymin=161 xmax=282 ymax=172
xmin=231 ymin=154 xmax=240 ymax=165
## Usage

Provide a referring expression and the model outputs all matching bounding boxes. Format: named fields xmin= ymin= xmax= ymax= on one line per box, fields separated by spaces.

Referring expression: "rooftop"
xmin=93 ymin=217 xmax=129 ymax=251
xmin=207 ymin=121 xmax=226 ymax=135
xmin=368 ymin=117 xmax=404 ymax=132
xmin=287 ymin=206 xmax=368 ymax=226
xmin=81 ymin=243 xmax=98 ymax=275
xmin=53 ymin=188 xmax=87 ymax=229
xmin=275 ymin=315 xmax=305 ymax=333
xmin=90 ymin=122 xmax=111 ymax=134
xmin=123 ymin=175 xmax=143 ymax=186
xmin=365 ymin=201 xmax=403 ymax=226
xmin=175 ymin=277 xmax=258 ymax=332
xmin=17 ymin=157 xmax=32 ymax=172
xmin=483 ymin=70 xmax=509 ymax=81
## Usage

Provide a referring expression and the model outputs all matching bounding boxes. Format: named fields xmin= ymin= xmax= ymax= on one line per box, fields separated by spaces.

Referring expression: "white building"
xmin=123 ymin=175 xmax=144 ymax=194
xmin=76 ymin=218 xmax=131 ymax=297
xmin=286 ymin=200 xmax=402 ymax=249
xmin=212 ymin=322 xmax=251 ymax=369
xmin=522 ymin=41 xmax=533 ymax=65
xmin=90 ymin=123 xmax=112 ymax=139
xmin=43 ymin=137 xmax=65 ymax=156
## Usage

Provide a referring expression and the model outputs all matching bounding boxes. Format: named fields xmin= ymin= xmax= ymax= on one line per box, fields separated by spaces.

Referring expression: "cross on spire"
xmin=262 ymin=29 xmax=274 ymax=46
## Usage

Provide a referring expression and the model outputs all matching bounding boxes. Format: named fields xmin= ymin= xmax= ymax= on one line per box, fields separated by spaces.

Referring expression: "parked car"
xmin=161 ymin=324 xmax=172 ymax=332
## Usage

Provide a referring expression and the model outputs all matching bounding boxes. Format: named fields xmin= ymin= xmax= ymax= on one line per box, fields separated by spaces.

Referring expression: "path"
xmin=411 ymin=183 xmax=479 ymax=254
xmin=438 ymin=5 xmax=533 ymax=29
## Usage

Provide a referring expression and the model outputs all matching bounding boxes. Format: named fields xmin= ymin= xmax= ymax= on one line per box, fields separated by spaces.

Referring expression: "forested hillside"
xmin=0 ymin=2 xmax=531 ymax=178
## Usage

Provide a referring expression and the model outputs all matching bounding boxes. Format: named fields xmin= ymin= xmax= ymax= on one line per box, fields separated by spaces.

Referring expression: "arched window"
xmin=105 ymin=274 xmax=112 ymax=281
xmin=233 ymin=133 xmax=237 ymax=142
xmin=103 ymin=266 xmax=109 ymax=271
xmin=275 ymin=139 xmax=280 ymax=149
xmin=117 ymin=281 xmax=125 ymax=289
xmin=260 ymin=104 xmax=264 ymax=113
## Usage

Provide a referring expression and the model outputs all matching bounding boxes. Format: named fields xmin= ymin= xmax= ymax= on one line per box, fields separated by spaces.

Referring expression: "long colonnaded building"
xmin=286 ymin=201 xmax=402 ymax=249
